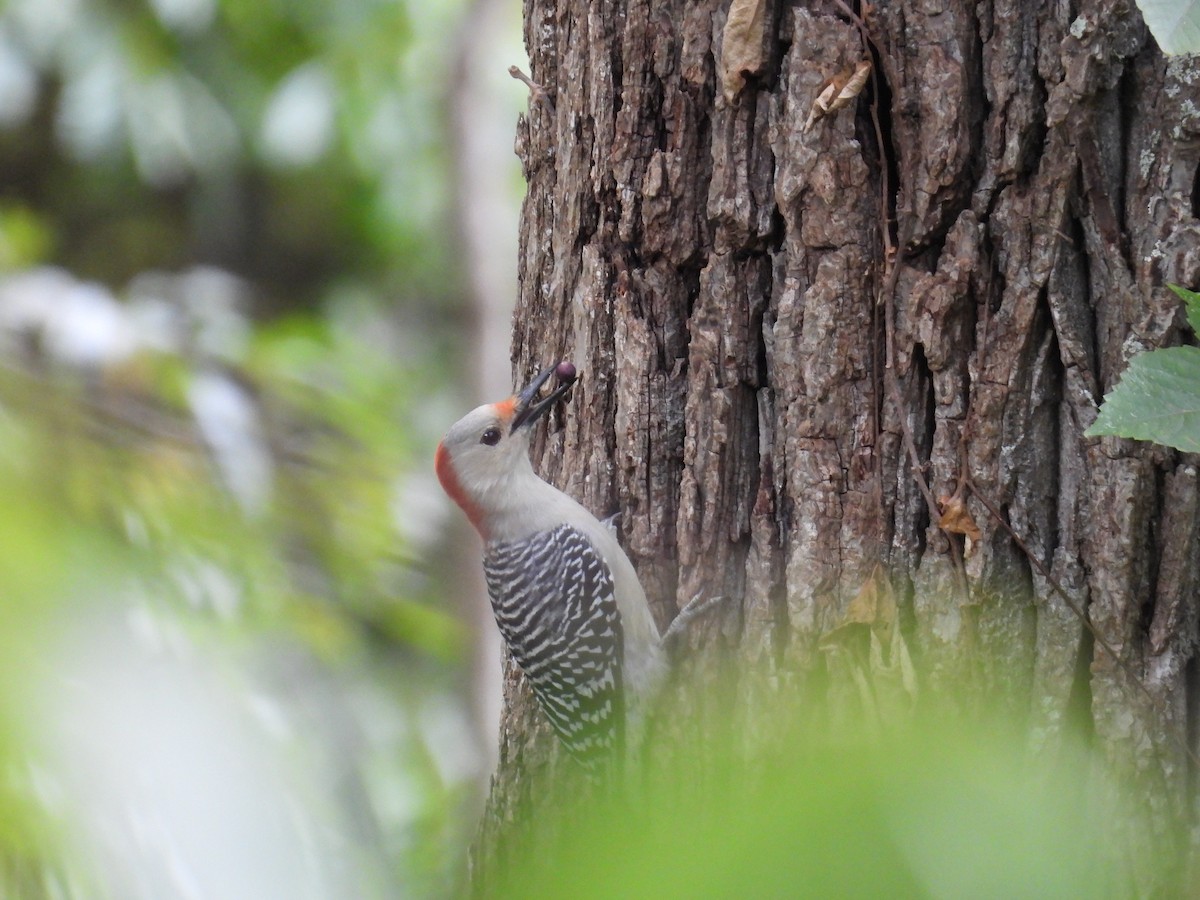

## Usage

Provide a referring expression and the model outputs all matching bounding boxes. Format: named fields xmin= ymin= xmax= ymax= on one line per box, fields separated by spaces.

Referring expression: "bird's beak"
xmin=510 ymin=364 xmax=578 ymax=433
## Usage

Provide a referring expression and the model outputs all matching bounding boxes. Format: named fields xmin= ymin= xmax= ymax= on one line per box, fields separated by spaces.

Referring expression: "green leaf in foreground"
xmin=1087 ymin=346 xmax=1200 ymax=452
xmin=1168 ymin=283 xmax=1200 ymax=334
xmin=1135 ymin=0 xmax=1200 ymax=54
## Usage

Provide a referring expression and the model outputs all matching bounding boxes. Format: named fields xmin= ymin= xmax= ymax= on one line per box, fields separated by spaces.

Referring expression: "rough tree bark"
xmin=474 ymin=0 xmax=1200 ymax=893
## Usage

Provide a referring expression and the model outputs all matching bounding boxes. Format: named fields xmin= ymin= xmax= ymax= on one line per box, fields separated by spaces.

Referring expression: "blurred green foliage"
xmin=0 ymin=0 xmax=462 ymax=315
xmin=493 ymin=712 xmax=1133 ymax=899
xmin=0 ymin=0 xmax=498 ymax=894
xmin=0 ymin=292 xmax=479 ymax=893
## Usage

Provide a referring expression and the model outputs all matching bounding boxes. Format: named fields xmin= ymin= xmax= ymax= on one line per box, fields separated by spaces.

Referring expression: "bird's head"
xmin=435 ymin=362 xmax=577 ymax=537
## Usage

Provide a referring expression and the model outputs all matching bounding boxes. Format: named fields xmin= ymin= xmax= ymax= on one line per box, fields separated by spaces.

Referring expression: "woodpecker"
xmin=435 ymin=362 xmax=664 ymax=768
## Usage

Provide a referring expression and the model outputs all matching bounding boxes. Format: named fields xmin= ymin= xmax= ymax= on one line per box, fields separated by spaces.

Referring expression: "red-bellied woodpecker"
xmin=435 ymin=363 xmax=664 ymax=768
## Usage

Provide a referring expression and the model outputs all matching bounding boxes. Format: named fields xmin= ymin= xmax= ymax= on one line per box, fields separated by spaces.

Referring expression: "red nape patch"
xmin=435 ymin=441 xmax=487 ymax=538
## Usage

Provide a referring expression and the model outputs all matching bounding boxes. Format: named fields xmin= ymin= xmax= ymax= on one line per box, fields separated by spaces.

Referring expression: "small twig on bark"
xmin=830 ymin=0 xmax=893 ymax=556
xmin=835 ymin=0 xmax=967 ymax=597
xmin=508 ymin=65 xmax=555 ymax=115
xmin=829 ymin=0 xmax=873 ymax=50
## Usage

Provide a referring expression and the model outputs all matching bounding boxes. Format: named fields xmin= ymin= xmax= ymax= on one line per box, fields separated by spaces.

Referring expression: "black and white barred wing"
xmin=483 ymin=524 xmax=625 ymax=766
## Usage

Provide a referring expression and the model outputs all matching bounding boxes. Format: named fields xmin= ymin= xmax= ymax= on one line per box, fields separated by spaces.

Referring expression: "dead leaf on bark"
xmin=720 ymin=0 xmax=768 ymax=103
xmin=804 ymin=58 xmax=872 ymax=131
xmin=820 ymin=566 xmax=917 ymax=728
xmin=843 ymin=565 xmax=897 ymax=630
xmin=937 ymin=493 xmax=982 ymax=542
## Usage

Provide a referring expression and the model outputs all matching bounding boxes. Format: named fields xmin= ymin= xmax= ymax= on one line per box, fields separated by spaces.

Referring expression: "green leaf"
xmin=1135 ymin=0 xmax=1200 ymax=54
xmin=1168 ymin=283 xmax=1200 ymax=334
xmin=1087 ymin=346 xmax=1200 ymax=452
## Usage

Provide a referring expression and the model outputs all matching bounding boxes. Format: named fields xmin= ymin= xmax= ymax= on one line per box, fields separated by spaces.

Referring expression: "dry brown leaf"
xmin=821 ymin=566 xmax=917 ymax=732
xmin=819 ymin=564 xmax=896 ymax=647
xmin=836 ymin=58 xmax=872 ymax=106
xmin=937 ymin=493 xmax=982 ymax=541
xmin=870 ymin=624 xmax=919 ymax=711
xmin=804 ymin=77 xmax=842 ymax=132
xmin=721 ymin=0 xmax=768 ymax=103
xmin=804 ymin=58 xmax=872 ymax=131
xmin=844 ymin=564 xmax=896 ymax=626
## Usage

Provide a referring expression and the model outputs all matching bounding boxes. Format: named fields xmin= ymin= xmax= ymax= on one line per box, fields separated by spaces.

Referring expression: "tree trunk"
xmin=474 ymin=0 xmax=1200 ymax=893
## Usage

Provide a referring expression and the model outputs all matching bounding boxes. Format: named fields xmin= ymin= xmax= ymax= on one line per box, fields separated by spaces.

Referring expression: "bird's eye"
xmin=480 ymin=427 xmax=502 ymax=446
